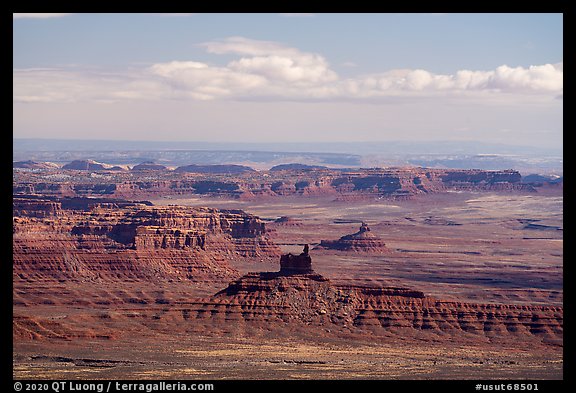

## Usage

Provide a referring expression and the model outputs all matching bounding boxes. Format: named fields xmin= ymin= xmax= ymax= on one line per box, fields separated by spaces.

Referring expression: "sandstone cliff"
xmin=13 ymin=197 xmax=280 ymax=282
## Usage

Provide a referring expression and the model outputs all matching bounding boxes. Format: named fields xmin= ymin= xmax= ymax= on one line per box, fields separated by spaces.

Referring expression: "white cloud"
xmin=344 ymin=62 xmax=563 ymax=98
xmin=229 ymin=54 xmax=337 ymax=85
xmin=13 ymin=13 xmax=72 ymax=19
xmin=187 ymin=37 xmax=337 ymax=91
xmin=13 ymin=68 xmax=146 ymax=103
xmin=487 ymin=63 xmax=563 ymax=92
xmin=150 ymin=61 xmax=210 ymax=76
xmin=148 ymin=61 xmax=268 ymax=100
xmin=12 ymin=37 xmax=563 ymax=104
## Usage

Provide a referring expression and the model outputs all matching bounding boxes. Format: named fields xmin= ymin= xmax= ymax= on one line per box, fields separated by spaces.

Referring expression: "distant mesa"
xmin=269 ymin=163 xmax=327 ymax=171
xmin=62 ymin=160 xmax=107 ymax=171
xmin=175 ymin=164 xmax=255 ymax=174
xmin=13 ymin=160 xmax=59 ymax=169
xmin=131 ymin=161 xmax=168 ymax=171
xmin=13 ymin=166 xmax=539 ymax=200
xmin=318 ymin=223 xmax=389 ymax=253
xmin=521 ymin=174 xmax=563 ymax=185
xmin=440 ymin=169 xmax=522 ymax=185
xmin=108 ymin=165 xmax=128 ymax=171
xmin=20 ymin=159 xmax=128 ymax=172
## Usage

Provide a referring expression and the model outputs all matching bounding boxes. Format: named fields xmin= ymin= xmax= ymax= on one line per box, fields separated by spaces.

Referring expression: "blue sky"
xmin=13 ymin=13 xmax=563 ymax=151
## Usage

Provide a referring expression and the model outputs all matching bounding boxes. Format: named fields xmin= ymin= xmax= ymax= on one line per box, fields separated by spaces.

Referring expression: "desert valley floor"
xmin=13 ymin=191 xmax=563 ymax=379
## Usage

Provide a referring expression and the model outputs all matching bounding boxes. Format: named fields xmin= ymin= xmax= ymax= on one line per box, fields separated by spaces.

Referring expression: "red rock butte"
xmin=279 ymin=245 xmax=314 ymax=275
xmin=319 ymin=223 xmax=389 ymax=253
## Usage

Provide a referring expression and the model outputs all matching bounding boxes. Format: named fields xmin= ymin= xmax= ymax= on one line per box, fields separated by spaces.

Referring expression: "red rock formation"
xmin=13 ymin=183 xmax=76 ymax=197
xmin=13 ymin=167 xmax=536 ymax=200
xmin=13 ymin=198 xmax=62 ymax=218
xmin=279 ymin=246 xmax=313 ymax=275
xmin=439 ymin=169 xmax=529 ymax=191
xmin=187 ymin=252 xmax=563 ymax=345
xmin=12 ymin=236 xmax=563 ymax=348
xmin=318 ymin=223 xmax=389 ymax=253
xmin=13 ymin=199 xmax=280 ymax=282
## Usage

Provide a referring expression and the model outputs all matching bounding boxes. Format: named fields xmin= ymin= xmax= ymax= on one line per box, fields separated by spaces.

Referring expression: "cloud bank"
xmin=13 ymin=37 xmax=563 ymax=104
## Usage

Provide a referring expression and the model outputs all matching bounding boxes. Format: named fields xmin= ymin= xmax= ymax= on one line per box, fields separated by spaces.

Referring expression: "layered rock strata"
xmin=318 ymin=223 xmax=389 ymax=253
xmin=13 ymin=197 xmax=280 ymax=282
xmin=189 ymin=249 xmax=563 ymax=344
xmin=13 ymin=168 xmax=535 ymax=200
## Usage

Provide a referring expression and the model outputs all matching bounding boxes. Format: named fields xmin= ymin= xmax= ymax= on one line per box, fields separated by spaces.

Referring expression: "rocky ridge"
xmin=13 ymin=160 xmax=60 ymax=170
xmin=13 ymin=167 xmax=536 ymax=200
xmin=189 ymin=248 xmax=563 ymax=345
